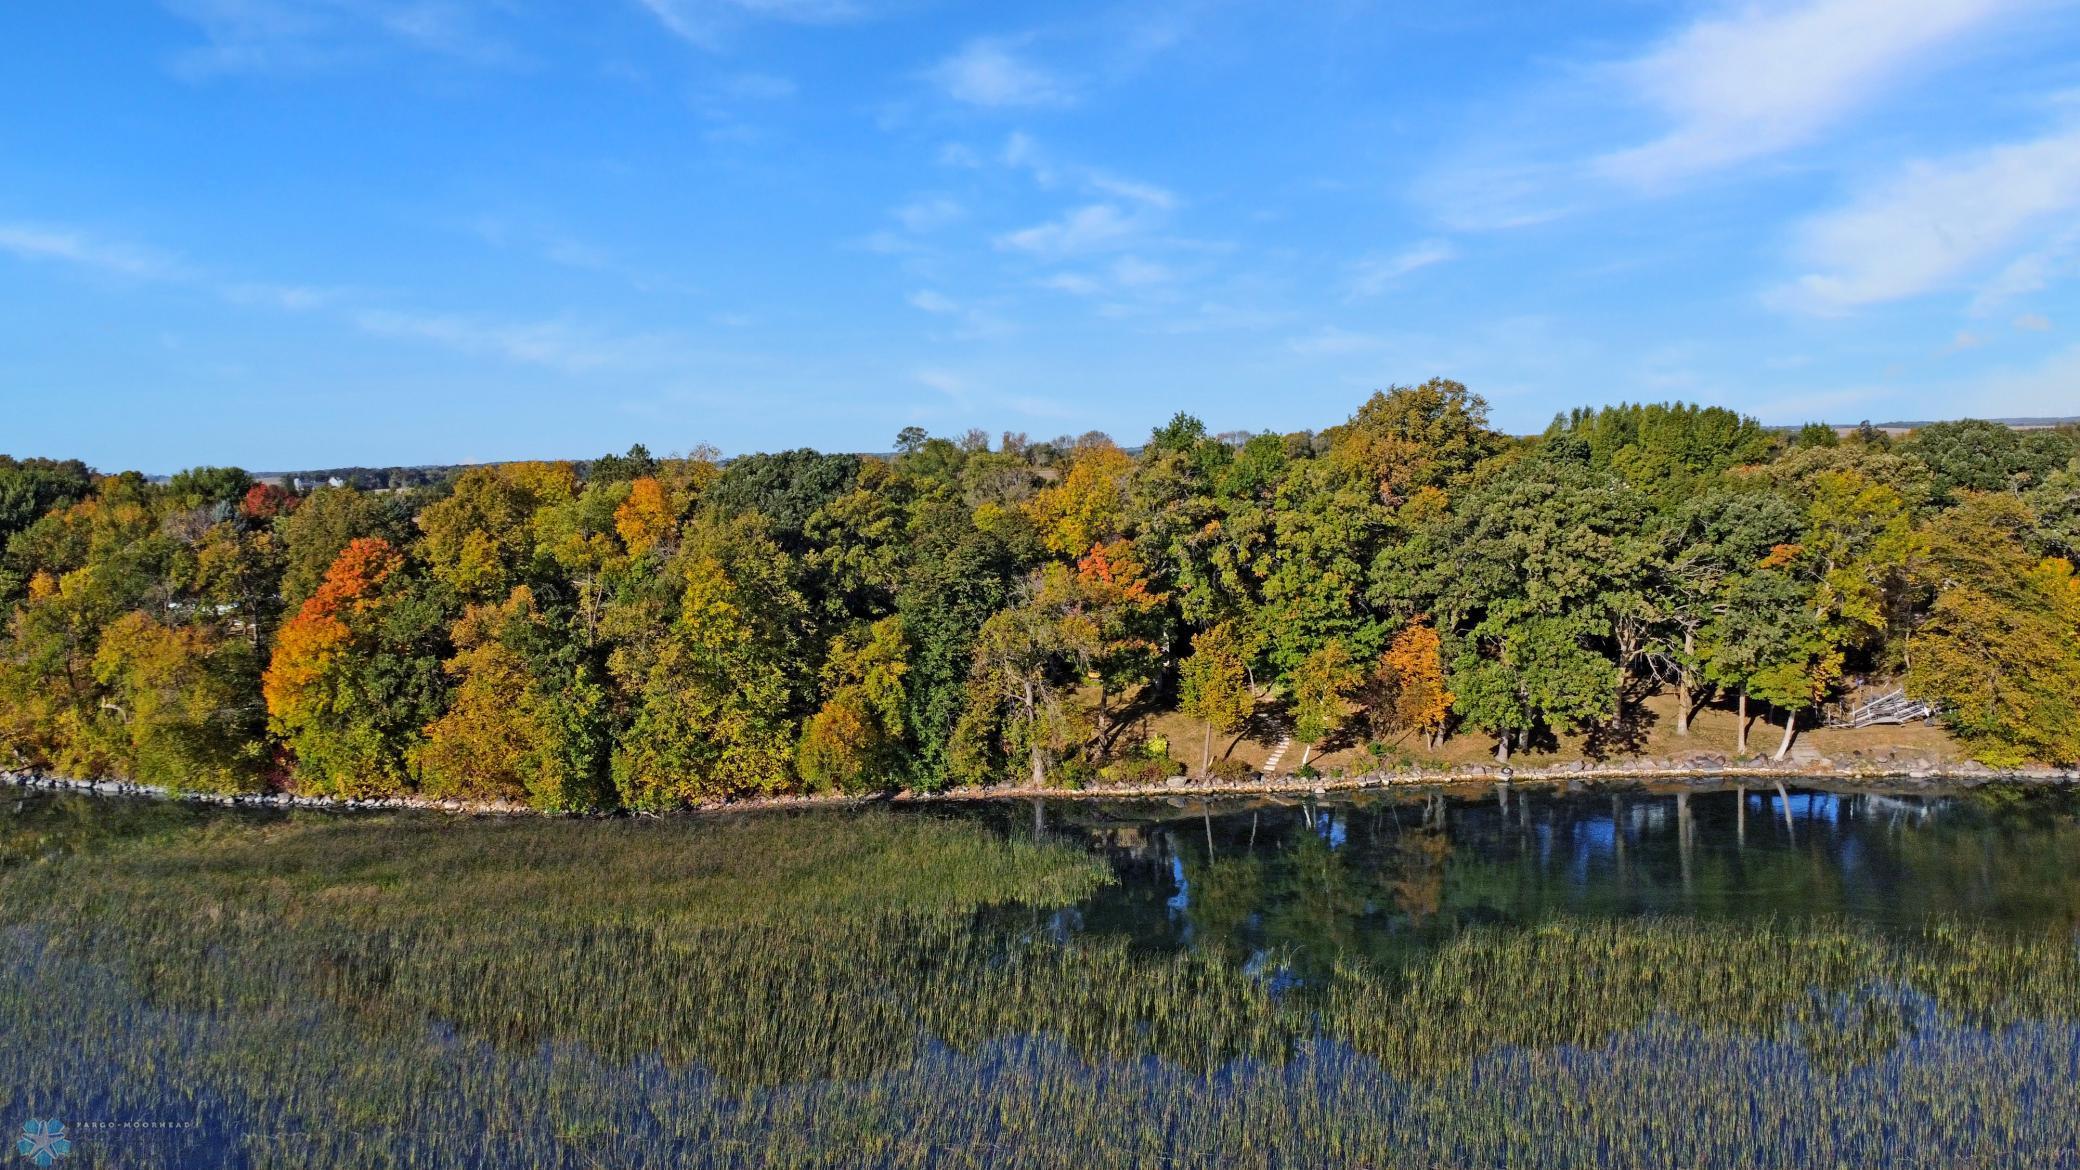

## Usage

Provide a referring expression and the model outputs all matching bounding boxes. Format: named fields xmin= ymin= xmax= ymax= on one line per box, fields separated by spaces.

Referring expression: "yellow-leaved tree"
xmin=1365 ymin=618 xmax=1454 ymax=750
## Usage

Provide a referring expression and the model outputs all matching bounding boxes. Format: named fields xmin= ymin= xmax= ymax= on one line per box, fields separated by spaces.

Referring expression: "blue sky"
xmin=4 ymin=0 xmax=2080 ymax=472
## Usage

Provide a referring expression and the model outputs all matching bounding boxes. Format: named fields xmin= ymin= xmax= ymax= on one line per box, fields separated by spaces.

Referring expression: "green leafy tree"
xmin=1655 ymin=489 xmax=1802 ymax=734
xmin=960 ymin=583 xmax=1094 ymax=787
xmin=797 ymin=616 xmax=911 ymax=792
xmin=1903 ymin=419 xmax=2072 ymax=502
xmin=1289 ymin=639 xmax=1361 ymax=768
xmin=1698 ymin=565 xmax=1837 ymax=758
xmin=1179 ymin=620 xmax=1255 ymax=773
xmin=1436 ymin=448 xmax=1649 ymax=758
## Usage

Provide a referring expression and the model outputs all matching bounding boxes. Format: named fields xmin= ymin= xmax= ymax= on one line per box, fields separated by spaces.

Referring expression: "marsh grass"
xmin=4 ymin=794 xmax=2080 ymax=1167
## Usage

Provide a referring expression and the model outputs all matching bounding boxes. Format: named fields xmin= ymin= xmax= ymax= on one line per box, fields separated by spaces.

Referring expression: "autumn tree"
xmin=276 ymin=485 xmax=417 ymax=608
xmin=1907 ymin=494 xmax=2080 ymax=766
xmin=417 ymin=462 xmax=579 ymax=603
xmin=0 ymin=487 xmax=178 ymax=776
xmin=1326 ymin=379 xmax=1502 ymax=506
xmin=1025 ymin=437 xmax=1132 ymax=557
xmin=0 ymin=455 xmax=92 ymax=564
xmin=1050 ymin=539 xmax=1166 ymax=751
xmin=417 ymin=586 xmax=611 ymax=809
xmin=91 ymin=610 xmax=263 ymax=791
xmin=1364 ymin=618 xmax=1453 ymax=749
xmin=611 ymin=517 xmax=805 ymax=806
xmin=263 ymin=537 xmax=445 ymax=795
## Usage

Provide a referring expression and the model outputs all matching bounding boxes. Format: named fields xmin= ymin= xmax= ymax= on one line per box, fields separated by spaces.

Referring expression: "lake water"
xmin=4 ymin=780 xmax=2078 ymax=1168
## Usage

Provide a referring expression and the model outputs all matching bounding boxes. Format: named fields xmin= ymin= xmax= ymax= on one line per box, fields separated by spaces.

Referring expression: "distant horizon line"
xmin=24 ymin=410 xmax=2078 ymax=483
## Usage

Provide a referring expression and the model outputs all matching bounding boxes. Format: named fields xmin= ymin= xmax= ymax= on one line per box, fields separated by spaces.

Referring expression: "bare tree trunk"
xmin=1299 ymin=742 xmax=1313 ymax=768
xmin=1202 ymin=722 xmax=1213 ymax=775
xmin=1675 ymin=630 xmax=1695 ymax=736
xmin=1736 ymin=691 xmax=1749 ymax=755
xmin=1772 ymin=707 xmax=1798 ymax=762
xmin=1024 ymin=681 xmax=1046 ymax=787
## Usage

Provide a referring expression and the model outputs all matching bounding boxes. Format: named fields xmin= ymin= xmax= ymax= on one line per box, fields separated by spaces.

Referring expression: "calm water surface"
xmin=3 ymin=780 xmax=2078 ymax=1168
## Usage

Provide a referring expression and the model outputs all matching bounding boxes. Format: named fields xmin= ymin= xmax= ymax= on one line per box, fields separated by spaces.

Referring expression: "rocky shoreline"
xmin=6 ymin=751 xmax=2078 ymax=818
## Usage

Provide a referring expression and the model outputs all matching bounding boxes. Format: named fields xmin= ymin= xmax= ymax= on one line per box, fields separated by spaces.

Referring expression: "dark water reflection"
xmin=1000 ymin=783 xmax=2080 ymax=977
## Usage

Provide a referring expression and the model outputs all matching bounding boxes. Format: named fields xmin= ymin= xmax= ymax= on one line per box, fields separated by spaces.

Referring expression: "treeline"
xmin=2 ymin=386 xmax=2077 ymax=809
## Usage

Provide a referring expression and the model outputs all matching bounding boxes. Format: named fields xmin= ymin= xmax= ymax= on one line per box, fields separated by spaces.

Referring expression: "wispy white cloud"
xmin=2015 ymin=312 xmax=2053 ymax=330
xmin=468 ymin=217 xmax=613 ymax=272
xmin=1110 ymin=256 xmax=1171 ymax=288
xmin=1745 ymin=384 xmax=1888 ymax=423
xmin=912 ymin=367 xmax=971 ymax=405
xmin=463 ymin=215 xmax=698 ymax=295
xmin=1347 ymin=240 xmax=1456 ymax=297
xmin=1771 ymin=125 xmax=2080 ymax=313
xmin=892 ymin=196 xmax=964 ymax=233
xmin=1037 ymin=255 xmax=1181 ymax=304
xmin=987 ymin=134 xmax=1190 ymax=264
xmin=993 ymin=132 xmax=1177 ymax=208
xmin=3 ymin=215 xmax=696 ymax=378
xmin=634 ymin=0 xmax=867 ymax=49
xmin=218 ymin=281 xmax=348 ymax=310
xmin=1039 ymin=272 xmax=1104 ymax=297
xmin=1417 ymin=0 xmax=2044 ymax=229
xmin=0 ymin=222 xmax=181 ymax=279
xmin=160 ymin=0 xmax=515 ymax=77
xmin=1006 ymin=394 xmax=1077 ymax=419
xmin=1086 ymin=173 xmax=1175 ymax=210
xmin=996 ymin=204 xmax=1139 ymax=257
xmin=928 ymin=38 xmax=1074 ymax=108
xmin=1000 ymin=131 xmax=1054 ymax=183
xmin=351 ymin=309 xmax=683 ymax=372
xmin=1598 ymin=0 xmax=2029 ymax=188
xmin=906 ymin=289 xmax=959 ymax=314
xmin=900 ymin=289 xmax=1011 ymax=338
xmin=1970 ymin=222 xmax=2080 ymax=313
